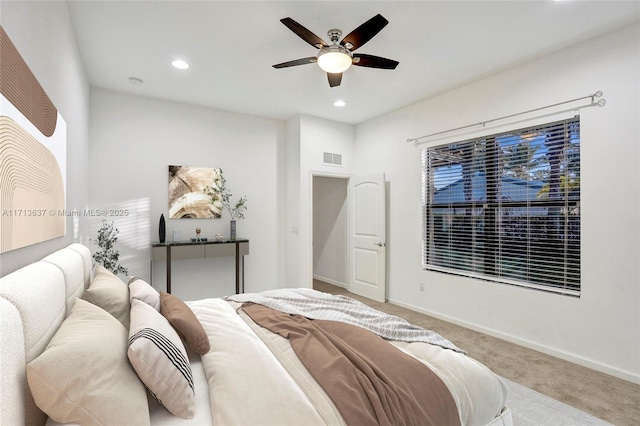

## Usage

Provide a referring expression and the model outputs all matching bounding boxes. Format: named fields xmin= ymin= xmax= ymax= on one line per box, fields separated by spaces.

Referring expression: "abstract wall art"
xmin=0 ymin=26 xmax=66 ymax=253
xmin=168 ymin=165 xmax=222 ymax=219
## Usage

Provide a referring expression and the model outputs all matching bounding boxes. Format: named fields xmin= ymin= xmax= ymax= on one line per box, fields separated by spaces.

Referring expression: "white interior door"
xmin=348 ymin=173 xmax=386 ymax=302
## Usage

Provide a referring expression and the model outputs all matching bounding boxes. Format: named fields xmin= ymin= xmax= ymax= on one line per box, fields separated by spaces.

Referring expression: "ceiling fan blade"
xmin=327 ymin=72 xmax=342 ymax=87
xmin=272 ymin=57 xmax=317 ymax=69
xmin=352 ymin=54 xmax=399 ymax=69
xmin=280 ymin=18 xmax=329 ymax=49
xmin=340 ymin=14 xmax=388 ymax=51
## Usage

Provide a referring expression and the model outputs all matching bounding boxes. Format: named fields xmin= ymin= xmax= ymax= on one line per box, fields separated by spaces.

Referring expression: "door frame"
xmin=309 ymin=171 xmax=388 ymax=301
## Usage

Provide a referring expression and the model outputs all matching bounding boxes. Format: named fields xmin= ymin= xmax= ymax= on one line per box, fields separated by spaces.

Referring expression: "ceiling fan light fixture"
xmin=317 ymin=46 xmax=353 ymax=73
xmin=274 ymin=15 xmax=397 ymax=87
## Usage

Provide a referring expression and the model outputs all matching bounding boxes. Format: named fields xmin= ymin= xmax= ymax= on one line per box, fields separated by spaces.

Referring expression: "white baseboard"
xmin=388 ymin=298 xmax=640 ymax=385
xmin=313 ymin=274 xmax=347 ymax=289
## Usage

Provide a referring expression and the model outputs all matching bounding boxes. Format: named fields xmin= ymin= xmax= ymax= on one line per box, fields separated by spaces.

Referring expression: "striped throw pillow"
xmin=128 ymin=298 xmax=195 ymax=419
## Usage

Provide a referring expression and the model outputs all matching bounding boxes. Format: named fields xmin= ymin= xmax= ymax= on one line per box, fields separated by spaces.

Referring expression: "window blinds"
xmin=422 ymin=117 xmax=581 ymax=295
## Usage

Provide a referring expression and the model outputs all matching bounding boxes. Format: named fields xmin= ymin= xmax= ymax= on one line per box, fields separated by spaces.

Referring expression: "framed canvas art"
xmin=168 ymin=165 xmax=221 ymax=219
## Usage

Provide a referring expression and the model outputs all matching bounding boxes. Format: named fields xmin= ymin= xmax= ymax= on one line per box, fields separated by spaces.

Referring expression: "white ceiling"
xmin=66 ymin=0 xmax=640 ymax=125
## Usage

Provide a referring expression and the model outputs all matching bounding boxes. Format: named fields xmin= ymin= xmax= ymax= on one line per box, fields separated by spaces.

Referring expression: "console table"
xmin=151 ymin=239 xmax=249 ymax=294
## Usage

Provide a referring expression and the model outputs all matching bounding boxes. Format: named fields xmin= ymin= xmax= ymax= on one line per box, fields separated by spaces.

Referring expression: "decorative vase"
xmin=230 ymin=220 xmax=236 ymax=240
xmin=159 ymin=214 xmax=166 ymax=243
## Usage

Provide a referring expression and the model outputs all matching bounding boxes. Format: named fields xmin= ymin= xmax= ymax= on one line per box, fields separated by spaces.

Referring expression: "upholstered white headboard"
xmin=0 ymin=243 xmax=92 ymax=426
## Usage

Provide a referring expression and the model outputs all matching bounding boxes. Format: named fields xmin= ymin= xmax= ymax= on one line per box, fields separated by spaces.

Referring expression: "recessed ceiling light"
xmin=334 ymin=100 xmax=346 ymax=107
xmin=171 ymin=59 xmax=190 ymax=70
xmin=129 ymin=77 xmax=143 ymax=85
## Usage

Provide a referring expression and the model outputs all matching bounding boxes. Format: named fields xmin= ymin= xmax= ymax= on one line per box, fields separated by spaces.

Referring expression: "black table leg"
xmin=166 ymin=245 xmax=172 ymax=294
xmin=235 ymin=242 xmax=240 ymax=294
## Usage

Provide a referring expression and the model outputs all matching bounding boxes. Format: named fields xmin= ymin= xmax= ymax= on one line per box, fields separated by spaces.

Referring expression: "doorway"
xmin=312 ymin=175 xmax=349 ymax=289
xmin=311 ymin=173 xmax=387 ymax=302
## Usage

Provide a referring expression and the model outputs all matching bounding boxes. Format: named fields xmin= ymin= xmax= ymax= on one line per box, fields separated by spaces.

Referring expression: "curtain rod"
xmin=407 ymin=90 xmax=606 ymax=146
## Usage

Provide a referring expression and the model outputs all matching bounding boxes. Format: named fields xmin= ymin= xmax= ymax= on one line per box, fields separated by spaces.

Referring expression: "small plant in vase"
xmin=92 ymin=218 xmax=128 ymax=275
xmin=204 ymin=170 xmax=247 ymax=240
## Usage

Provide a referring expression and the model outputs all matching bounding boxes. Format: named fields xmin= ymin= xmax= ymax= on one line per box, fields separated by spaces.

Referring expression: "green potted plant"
xmin=92 ymin=218 xmax=128 ymax=275
xmin=204 ymin=170 xmax=247 ymax=239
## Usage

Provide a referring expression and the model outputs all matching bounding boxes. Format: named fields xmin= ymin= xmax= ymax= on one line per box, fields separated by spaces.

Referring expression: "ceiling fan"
xmin=272 ymin=14 xmax=399 ymax=87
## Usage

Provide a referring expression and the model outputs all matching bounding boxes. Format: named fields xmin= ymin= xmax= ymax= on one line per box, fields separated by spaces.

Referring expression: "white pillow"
xmin=84 ymin=264 xmax=130 ymax=328
xmin=27 ymin=298 xmax=150 ymax=425
xmin=128 ymin=298 xmax=195 ymax=419
xmin=129 ymin=277 xmax=161 ymax=311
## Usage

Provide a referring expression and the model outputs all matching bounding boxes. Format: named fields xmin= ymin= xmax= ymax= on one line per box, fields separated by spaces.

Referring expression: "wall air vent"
xmin=323 ymin=152 xmax=343 ymax=166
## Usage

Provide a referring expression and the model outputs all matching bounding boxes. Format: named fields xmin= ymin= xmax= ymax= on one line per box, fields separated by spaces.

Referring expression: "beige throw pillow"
xmin=129 ymin=277 xmax=161 ymax=311
xmin=128 ymin=298 xmax=195 ymax=419
xmin=160 ymin=291 xmax=211 ymax=355
xmin=27 ymin=298 xmax=150 ymax=425
xmin=84 ymin=264 xmax=130 ymax=328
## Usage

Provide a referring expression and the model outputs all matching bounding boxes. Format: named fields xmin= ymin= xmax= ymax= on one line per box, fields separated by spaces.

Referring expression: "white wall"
xmin=89 ymin=88 xmax=286 ymax=298
xmin=285 ymin=117 xmax=302 ymax=288
xmin=0 ymin=1 xmax=90 ymax=275
xmin=313 ymin=176 xmax=348 ymax=287
xmin=286 ymin=115 xmax=355 ymax=288
xmin=354 ymin=23 xmax=640 ymax=383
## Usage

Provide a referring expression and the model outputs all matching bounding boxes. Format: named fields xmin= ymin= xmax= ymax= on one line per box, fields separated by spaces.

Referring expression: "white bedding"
xmin=187 ymin=297 xmax=510 ymax=426
xmin=44 ymin=295 xmax=511 ymax=426
xmin=189 ymin=298 xmax=335 ymax=425
xmin=147 ymin=349 xmax=213 ymax=425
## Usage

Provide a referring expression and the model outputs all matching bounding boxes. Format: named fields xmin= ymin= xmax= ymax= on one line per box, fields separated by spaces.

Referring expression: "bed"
xmin=0 ymin=243 xmax=512 ymax=426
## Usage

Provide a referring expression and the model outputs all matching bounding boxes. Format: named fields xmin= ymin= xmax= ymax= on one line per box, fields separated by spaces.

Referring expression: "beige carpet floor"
xmin=313 ymin=280 xmax=640 ymax=426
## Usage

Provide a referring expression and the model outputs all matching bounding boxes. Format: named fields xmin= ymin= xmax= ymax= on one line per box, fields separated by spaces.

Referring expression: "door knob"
xmin=374 ymin=242 xmax=386 ymax=247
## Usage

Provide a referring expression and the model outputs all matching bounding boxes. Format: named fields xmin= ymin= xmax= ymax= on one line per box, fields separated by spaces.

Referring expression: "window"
xmin=422 ymin=117 xmax=580 ymax=295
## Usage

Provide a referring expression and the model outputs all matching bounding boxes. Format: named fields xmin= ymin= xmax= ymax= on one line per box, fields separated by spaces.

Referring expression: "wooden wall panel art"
xmin=0 ymin=26 xmax=66 ymax=253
